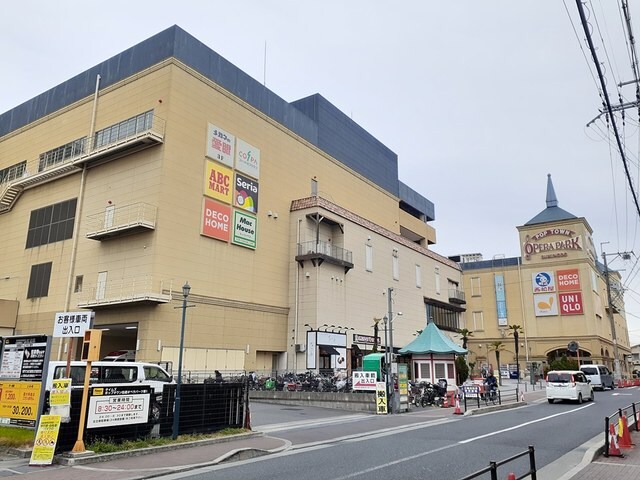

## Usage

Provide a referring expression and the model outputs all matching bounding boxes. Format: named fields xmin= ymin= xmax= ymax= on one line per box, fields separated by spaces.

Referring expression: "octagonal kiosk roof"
xmin=399 ymin=322 xmax=467 ymax=355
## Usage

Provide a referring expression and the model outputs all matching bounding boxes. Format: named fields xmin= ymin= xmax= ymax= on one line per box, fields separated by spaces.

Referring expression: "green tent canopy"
xmin=399 ymin=322 xmax=467 ymax=355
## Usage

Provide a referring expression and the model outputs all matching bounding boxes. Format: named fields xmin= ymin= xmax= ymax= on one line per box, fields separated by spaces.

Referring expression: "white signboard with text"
xmin=53 ymin=311 xmax=93 ymax=338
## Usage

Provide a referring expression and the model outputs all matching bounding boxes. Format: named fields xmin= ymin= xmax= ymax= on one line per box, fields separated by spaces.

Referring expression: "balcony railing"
xmin=296 ymin=240 xmax=354 ymax=272
xmin=448 ymin=288 xmax=466 ymax=304
xmin=77 ymin=275 xmax=172 ymax=309
xmin=85 ymin=203 xmax=157 ymax=240
xmin=0 ymin=113 xmax=165 ymax=213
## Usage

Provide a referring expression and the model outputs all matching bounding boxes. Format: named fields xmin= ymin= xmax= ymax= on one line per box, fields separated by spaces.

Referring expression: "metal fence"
xmin=458 ymin=446 xmax=537 ymax=480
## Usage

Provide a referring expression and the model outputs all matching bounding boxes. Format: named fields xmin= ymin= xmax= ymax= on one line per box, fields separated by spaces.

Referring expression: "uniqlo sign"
xmin=559 ymin=292 xmax=584 ymax=315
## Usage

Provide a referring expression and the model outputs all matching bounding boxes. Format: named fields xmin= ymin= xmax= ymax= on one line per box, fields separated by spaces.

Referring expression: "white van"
xmin=46 ymin=361 xmax=173 ymax=393
xmin=546 ymin=370 xmax=594 ymax=404
xmin=579 ymin=364 xmax=614 ymax=391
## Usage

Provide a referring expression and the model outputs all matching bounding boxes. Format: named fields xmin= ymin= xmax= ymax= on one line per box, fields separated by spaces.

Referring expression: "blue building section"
xmin=458 ymin=257 xmax=522 ymax=270
xmin=0 ymin=25 xmax=433 ymax=222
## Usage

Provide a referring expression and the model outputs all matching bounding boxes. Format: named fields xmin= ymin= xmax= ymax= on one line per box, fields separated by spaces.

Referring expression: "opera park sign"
xmin=523 ymin=228 xmax=582 ymax=261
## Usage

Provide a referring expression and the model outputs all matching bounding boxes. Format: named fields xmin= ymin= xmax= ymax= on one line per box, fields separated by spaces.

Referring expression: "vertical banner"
xmin=376 ymin=382 xmax=388 ymax=414
xmin=494 ymin=274 xmax=508 ymax=326
xmin=306 ymin=331 xmax=317 ymax=369
xmin=398 ymin=364 xmax=409 ymax=412
xmin=29 ymin=415 xmax=61 ymax=465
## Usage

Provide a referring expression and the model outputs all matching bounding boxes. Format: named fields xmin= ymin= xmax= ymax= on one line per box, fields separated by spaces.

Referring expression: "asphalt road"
xmin=156 ymin=386 xmax=640 ymax=480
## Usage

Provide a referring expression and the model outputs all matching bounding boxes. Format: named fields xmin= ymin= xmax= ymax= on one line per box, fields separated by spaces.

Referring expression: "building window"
xmin=472 ymin=311 xmax=484 ymax=331
xmin=365 ymin=244 xmax=373 ymax=272
xmin=392 ymin=249 xmax=399 ymax=280
xmin=414 ymin=362 xmax=432 ymax=382
xmin=416 ymin=264 xmax=422 ymax=288
xmin=435 ymin=267 xmax=441 ymax=294
xmin=26 ymin=198 xmax=77 ymax=248
xmin=471 ymin=277 xmax=481 ymax=296
xmin=311 ymin=178 xmax=318 ymax=196
xmin=74 ymin=275 xmax=83 ymax=293
xmin=591 ymin=269 xmax=598 ymax=292
xmin=94 ymin=110 xmax=154 ymax=149
xmin=27 ymin=262 xmax=52 ymax=298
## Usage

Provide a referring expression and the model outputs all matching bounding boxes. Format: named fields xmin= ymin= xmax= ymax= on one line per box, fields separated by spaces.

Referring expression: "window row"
xmin=365 ymin=244 xmax=445 ymax=291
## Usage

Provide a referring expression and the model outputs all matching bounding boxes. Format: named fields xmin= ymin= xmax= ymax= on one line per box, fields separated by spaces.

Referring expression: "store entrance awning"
xmin=319 ymin=345 xmax=340 ymax=355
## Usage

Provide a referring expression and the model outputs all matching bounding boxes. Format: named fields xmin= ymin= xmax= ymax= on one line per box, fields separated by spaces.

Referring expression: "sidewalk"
xmin=0 ymin=432 xmax=289 ymax=480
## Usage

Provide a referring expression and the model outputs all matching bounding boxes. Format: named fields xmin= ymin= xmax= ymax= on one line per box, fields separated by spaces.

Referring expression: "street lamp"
xmin=172 ymin=281 xmax=191 ymax=440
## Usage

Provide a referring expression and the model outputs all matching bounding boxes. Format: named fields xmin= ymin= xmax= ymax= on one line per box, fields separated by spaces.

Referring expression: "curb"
xmin=464 ymin=401 xmax=527 ymax=416
xmin=56 ymin=431 xmax=265 ymax=466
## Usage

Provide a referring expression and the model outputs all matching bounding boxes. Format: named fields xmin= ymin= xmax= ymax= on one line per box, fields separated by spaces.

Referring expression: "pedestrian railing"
xmin=458 ymin=445 xmax=537 ymax=479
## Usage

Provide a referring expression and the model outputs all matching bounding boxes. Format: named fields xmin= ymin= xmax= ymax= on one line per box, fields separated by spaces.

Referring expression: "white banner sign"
xmin=53 ymin=311 xmax=93 ymax=338
xmin=352 ymin=371 xmax=377 ymax=391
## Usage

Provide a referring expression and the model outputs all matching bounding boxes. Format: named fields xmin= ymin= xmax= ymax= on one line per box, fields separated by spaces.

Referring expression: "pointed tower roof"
xmin=525 ymin=174 xmax=577 ymax=225
xmin=399 ymin=322 xmax=467 ymax=355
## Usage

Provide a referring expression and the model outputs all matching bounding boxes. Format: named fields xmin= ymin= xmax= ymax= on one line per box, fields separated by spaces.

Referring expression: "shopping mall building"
xmin=0 ymin=26 xmax=466 ymax=376
xmin=457 ymin=175 xmax=632 ymax=378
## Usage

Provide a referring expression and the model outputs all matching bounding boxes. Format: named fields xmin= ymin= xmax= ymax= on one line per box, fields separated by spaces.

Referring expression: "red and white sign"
xmin=201 ymin=198 xmax=230 ymax=242
xmin=557 ymin=269 xmax=581 ymax=291
xmin=559 ymin=292 xmax=584 ymax=315
xmin=352 ymin=371 xmax=377 ymax=391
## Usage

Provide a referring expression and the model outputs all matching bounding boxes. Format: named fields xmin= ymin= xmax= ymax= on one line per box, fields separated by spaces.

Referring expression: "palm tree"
xmin=489 ymin=341 xmax=507 ymax=386
xmin=458 ymin=328 xmax=473 ymax=349
xmin=507 ymin=324 xmax=523 ymax=380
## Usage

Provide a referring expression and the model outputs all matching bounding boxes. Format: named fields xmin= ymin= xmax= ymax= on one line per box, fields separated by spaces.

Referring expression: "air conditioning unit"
xmin=295 ymin=344 xmax=306 ymax=353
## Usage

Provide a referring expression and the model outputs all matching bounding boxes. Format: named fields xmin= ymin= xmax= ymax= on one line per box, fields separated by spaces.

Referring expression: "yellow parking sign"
xmin=376 ymin=382 xmax=387 ymax=414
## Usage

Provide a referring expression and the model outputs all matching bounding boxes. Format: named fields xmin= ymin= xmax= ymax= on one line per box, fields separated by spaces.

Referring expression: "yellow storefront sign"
xmin=29 ymin=415 xmax=61 ymax=465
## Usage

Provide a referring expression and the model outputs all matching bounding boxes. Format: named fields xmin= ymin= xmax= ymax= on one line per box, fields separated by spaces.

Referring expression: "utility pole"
xmin=602 ymin=250 xmax=624 ymax=382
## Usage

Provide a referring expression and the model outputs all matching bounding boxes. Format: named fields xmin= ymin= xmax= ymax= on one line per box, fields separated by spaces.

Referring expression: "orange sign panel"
xmin=557 ymin=269 xmax=581 ymax=291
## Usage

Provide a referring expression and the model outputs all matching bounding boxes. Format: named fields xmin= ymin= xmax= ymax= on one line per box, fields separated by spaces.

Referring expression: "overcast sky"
xmin=3 ymin=1 xmax=640 ymax=344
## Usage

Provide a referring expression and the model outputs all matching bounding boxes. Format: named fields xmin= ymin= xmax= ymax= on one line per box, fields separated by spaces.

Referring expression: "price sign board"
xmin=0 ymin=381 xmax=41 ymax=427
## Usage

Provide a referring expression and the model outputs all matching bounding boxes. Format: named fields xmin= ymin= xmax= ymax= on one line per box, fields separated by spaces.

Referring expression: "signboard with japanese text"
xmin=87 ymin=386 xmax=151 ymax=429
xmin=557 ymin=269 xmax=581 ymax=291
xmin=235 ymin=138 xmax=260 ymax=179
xmin=0 ymin=381 xmax=41 ymax=426
xmin=49 ymin=378 xmax=71 ymax=421
xmin=234 ymin=173 xmax=259 ymax=213
xmin=559 ymin=291 xmax=584 ymax=315
xmin=53 ymin=311 xmax=93 ymax=338
xmin=0 ymin=335 xmax=48 ymax=380
xmin=201 ymin=198 xmax=231 ymax=242
xmin=352 ymin=371 xmax=377 ymax=391
xmin=204 ymin=160 xmax=233 ymax=204
xmin=532 ymin=271 xmax=556 ymax=293
xmin=29 ymin=415 xmax=61 ymax=465
xmin=494 ymin=274 xmax=508 ymax=326
xmin=398 ymin=364 xmax=409 ymax=412
xmin=376 ymin=382 xmax=388 ymax=414
xmin=534 ymin=293 xmax=558 ymax=317
xmin=206 ymin=123 xmax=234 ymax=167
xmin=306 ymin=331 xmax=317 ymax=370
xmin=231 ymin=210 xmax=257 ymax=249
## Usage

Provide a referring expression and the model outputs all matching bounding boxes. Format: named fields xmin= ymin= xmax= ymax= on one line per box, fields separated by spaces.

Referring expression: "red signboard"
xmin=559 ymin=292 xmax=584 ymax=315
xmin=557 ymin=269 xmax=581 ymax=291
xmin=201 ymin=198 xmax=230 ymax=242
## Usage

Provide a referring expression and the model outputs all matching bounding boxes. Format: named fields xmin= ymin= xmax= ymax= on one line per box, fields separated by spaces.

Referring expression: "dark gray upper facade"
xmin=0 ymin=25 xmax=434 ymax=223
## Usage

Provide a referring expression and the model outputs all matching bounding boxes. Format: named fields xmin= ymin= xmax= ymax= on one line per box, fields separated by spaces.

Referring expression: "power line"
xmin=576 ymin=0 xmax=640 ymax=223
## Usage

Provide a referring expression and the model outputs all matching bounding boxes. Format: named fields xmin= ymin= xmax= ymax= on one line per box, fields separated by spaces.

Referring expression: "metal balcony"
xmin=296 ymin=240 xmax=354 ymax=273
xmin=85 ymin=203 xmax=157 ymax=240
xmin=448 ymin=288 xmax=466 ymax=305
xmin=76 ymin=275 xmax=172 ymax=309
xmin=0 ymin=114 xmax=164 ymax=213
